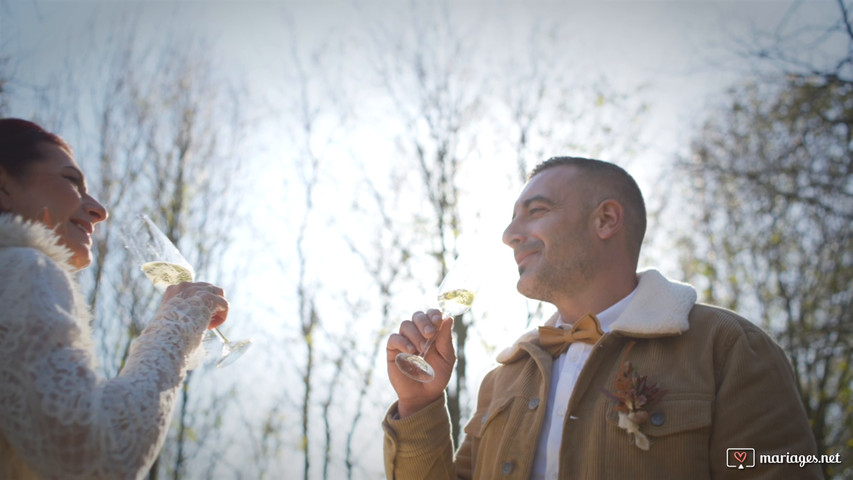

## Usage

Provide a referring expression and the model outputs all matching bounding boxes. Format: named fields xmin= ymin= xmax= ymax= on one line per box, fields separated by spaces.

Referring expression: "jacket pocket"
xmin=605 ymin=393 xmax=712 ymax=437
xmin=465 ymin=395 xmax=514 ymax=439
xmin=641 ymin=394 xmax=712 ymax=437
xmin=464 ymin=395 xmax=525 ymax=478
xmin=603 ymin=393 xmax=713 ymax=478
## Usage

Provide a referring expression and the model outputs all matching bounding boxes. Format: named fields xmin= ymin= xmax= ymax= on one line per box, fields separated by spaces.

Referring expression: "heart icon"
xmin=734 ymin=451 xmax=748 ymax=464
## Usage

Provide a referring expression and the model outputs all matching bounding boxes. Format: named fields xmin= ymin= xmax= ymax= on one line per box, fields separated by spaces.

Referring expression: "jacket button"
xmin=528 ymin=398 xmax=540 ymax=410
xmin=650 ymin=412 xmax=666 ymax=426
xmin=501 ymin=462 xmax=514 ymax=475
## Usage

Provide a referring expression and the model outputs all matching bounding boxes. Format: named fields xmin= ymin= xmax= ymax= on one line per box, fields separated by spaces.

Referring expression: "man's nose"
xmin=502 ymin=218 xmax=523 ymax=247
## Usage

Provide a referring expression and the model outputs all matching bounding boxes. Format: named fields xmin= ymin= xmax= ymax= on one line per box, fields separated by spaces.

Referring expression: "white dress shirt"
xmin=531 ymin=290 xmax=636 ymax=480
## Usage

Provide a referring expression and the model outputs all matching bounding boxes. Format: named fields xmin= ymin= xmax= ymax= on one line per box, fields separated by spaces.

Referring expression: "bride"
xmin=0 ymin=118 xmax=229 ymax=479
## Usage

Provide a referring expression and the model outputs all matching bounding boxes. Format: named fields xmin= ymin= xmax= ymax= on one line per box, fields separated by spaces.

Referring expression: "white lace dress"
xmin=0 ymin=215 xmax=214 ymax=480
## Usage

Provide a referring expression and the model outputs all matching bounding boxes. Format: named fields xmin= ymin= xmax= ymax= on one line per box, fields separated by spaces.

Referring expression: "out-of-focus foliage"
xmin=675 ymin=73 xmax=853 ymax=478
xmin=674 ymin=2 xmax=853 ymax=476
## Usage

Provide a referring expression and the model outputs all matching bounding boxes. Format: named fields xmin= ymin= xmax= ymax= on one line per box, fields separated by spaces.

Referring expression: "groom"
xmin=383 ymin=157 xmax=821 ymax=479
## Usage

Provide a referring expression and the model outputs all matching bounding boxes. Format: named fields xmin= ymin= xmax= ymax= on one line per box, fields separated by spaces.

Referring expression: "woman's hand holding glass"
xmin=159 ymin=281 xmax=229 ymax=330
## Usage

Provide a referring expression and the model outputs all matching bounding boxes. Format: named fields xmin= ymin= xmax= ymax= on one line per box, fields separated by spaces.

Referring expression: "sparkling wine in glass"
xmin=122 ymin=214 xmax=252 ymax=368
xmin=395 ymin=253 xmax=481 ymax=383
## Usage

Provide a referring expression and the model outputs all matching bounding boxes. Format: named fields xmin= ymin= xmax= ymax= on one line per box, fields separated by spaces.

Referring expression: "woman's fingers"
xmin=162 ymin=282 xmax=229 ymax=328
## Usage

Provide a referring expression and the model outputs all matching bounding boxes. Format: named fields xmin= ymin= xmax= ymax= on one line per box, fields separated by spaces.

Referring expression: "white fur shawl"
xmin=0 ymin=214 xmax=93 ymax=343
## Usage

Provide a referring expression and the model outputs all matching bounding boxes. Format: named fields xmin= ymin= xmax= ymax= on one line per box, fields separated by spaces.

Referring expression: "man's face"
xmin=502 ymin=165 xmax=597 ymax=303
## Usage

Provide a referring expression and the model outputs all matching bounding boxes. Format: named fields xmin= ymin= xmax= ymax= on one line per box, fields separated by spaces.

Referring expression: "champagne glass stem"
xmin=416 ymin=309 xmax=449 ymax=357
xmin=210 ymin=327 xmax=230 ymax=344
xmin=418 ymin=336 xmax=436 ymax=358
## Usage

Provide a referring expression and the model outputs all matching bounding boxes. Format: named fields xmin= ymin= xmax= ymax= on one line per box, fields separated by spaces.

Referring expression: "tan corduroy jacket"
xmin=383 ymin=269 xmax=822 ymax=479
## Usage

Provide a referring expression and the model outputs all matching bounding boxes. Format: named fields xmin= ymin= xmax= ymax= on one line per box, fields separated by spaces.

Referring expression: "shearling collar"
xmin=496 ymin=269 xmax=697 ymax=364
xmin=0 ymin=214 xmax=77 ymax=272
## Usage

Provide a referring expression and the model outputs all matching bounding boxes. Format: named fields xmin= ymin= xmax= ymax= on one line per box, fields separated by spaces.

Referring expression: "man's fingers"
xmin=433 ymin=317 xmax=455 ymax=359
xmin=387 ymin=333 xmax=418 ymax=360
xmin=411 ymin=311 xmax=438 ymax=337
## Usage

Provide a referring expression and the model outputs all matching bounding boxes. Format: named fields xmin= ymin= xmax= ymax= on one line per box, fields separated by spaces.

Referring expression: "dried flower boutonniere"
xmin=601 ymin=341 xmax=667 ymax=450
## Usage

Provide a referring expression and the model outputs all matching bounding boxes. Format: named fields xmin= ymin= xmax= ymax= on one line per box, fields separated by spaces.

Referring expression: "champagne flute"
xmin=395 ymin=252 xmax=481 ymax=383
xmin=122 ymin=214 xmax=252 ymax=368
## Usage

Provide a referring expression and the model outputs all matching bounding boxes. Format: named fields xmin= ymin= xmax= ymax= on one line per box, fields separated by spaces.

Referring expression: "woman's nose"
xmin=84 ymin=194 xmax=108 ymax=223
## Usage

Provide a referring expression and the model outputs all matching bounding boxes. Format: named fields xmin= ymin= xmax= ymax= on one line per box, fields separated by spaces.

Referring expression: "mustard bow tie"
xmin=538 ymin=313 xmax=605 ymax=357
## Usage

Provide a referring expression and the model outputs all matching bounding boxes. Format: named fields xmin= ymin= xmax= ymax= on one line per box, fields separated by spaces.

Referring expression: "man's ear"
xmin=594 ymin=199 xmax=623 ymax=240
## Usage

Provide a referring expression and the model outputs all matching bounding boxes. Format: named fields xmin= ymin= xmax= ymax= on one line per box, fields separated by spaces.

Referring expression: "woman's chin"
xmin=65 ymin=244 xmax=93 ymax=271
xmin=71 ymin=256 xmax=91 ymax=271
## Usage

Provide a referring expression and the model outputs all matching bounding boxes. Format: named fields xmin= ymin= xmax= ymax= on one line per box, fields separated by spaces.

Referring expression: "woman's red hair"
xmin=0 ymin=118 xmax=72 ymax=178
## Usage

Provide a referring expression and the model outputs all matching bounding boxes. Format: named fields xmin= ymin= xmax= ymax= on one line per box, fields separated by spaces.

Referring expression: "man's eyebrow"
xmin=511 ymin=194 xmax=556 ymax=219
xmin=522 ymin=195 xmax=555 ymax=209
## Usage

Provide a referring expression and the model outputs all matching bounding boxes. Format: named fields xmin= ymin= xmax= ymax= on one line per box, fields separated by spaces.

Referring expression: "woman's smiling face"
xmin=0 ymin=142 xmax=108 ymax=270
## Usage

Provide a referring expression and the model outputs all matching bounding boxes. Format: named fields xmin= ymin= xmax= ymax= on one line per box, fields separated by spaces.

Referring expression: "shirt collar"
xmin=555 ymin=287 xmax=638 ymax=333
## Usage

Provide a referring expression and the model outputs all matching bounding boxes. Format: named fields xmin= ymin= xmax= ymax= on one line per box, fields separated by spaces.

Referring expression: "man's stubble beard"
xmin=517 ymin=235 xmax=596 ymax=305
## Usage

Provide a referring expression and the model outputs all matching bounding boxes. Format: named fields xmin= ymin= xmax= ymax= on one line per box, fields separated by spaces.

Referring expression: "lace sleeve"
xmin=0 ymin=247 xmax=212 ymax=480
